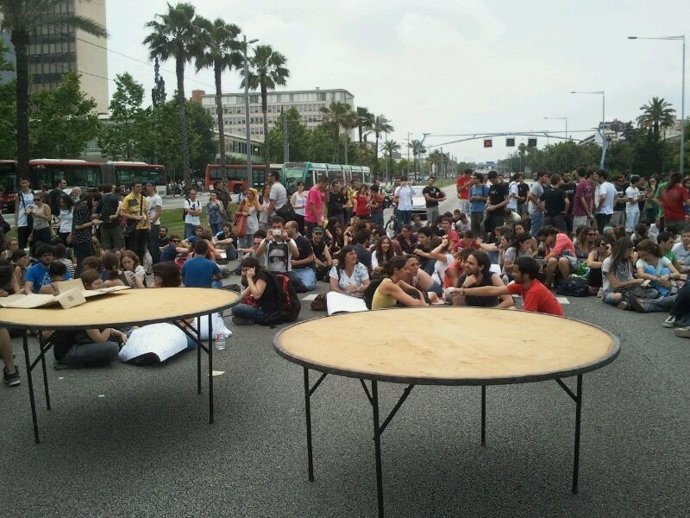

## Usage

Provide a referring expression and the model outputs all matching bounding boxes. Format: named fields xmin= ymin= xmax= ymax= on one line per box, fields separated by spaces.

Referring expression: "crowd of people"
xmin=3 ymin=166 xmax=690 ymax=388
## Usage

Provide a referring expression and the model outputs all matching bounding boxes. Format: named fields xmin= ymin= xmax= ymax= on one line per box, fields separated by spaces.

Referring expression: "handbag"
xmin=276 ymin=202 xmax=296 ymax=222
xmin=235 ymin=213 xmax=248 ymax=238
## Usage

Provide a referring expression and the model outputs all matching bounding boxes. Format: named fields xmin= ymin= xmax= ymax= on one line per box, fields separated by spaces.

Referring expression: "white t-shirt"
xmin=291 ymin=191 xmax=307 ymax=216
xmin=270 ymin=182 xmax=288 ymax=211
xmin=184 ymin=198 xmax=201 ymax=225
xmin=329 ymin=263 xmax=370 ymax=290
xmin=601 ymin=256 xmax=633 ymax=294
xmin=528 ymin=183 xmax=544 ymax=215
xmin=395 ymin=185 xmax=415 ymax=211
xmin=432 ymin=252 xmax=454 ymax=285
xmin=636 ymin=256 xmax=671 ymax=275
xmin=625 ymin=186 xmax=640 ymax=211
xmin=16 ymin=190 xmax=35 ymax=227
xmin=597 ymin=182 xmax=617 ymax=215
xmin=147 ymin=194 xmax=163 ymax=225
xmin=507 ymin=181 xmax=519 ymax=210
xmin=672 ymin=242 xmax=690 ymax=268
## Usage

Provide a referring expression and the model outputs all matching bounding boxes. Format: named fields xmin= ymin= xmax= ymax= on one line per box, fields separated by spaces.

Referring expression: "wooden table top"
xmin=274 ymin=307 xmax=619 ymax=385
xmin=0 ymin=288 xmax=239 ymax=330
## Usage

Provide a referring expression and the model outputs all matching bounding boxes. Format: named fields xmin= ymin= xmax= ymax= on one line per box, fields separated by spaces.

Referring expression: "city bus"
xmin=0 ymin=160 xmax=18 ymax=210
xmin=280 ymin=162 xmax=371 ymax=193
xmin=204 ymin=164 xmax=280 ymax=193
xmin=102 ymin=161 xmax=167 ymax=195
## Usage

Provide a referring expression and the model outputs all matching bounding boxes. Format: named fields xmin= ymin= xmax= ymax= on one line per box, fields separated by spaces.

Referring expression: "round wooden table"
xmin=274 ymin=307 xmax=619 ymax=517
xmin=1 ymin=288 xmax=238 ymax=443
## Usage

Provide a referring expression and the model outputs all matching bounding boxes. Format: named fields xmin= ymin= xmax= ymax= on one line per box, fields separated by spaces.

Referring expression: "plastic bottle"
xmin=214 ymin=332 xmax=226 ymax=351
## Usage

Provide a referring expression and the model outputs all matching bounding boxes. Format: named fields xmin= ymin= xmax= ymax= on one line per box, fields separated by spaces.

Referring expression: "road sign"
xmin=506 ymin=138 xmax=515 ymax=147
xmin=528 ymin=138 xmax=537 ymax=147
xmin=483 ymin=139 xmax=493 ymax=148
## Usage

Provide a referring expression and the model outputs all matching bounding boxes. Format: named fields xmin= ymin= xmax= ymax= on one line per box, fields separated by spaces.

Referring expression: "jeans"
xmin=231 ymin=303 xmax=266 ymax=323
xmin=291 ymin=267 xmax=316 ymax=291
xmin=58 ymin=341 xmax=119 ymax=368
xmin=371 ymin=211 xmax=384 ymax=228
xmin=639 ymin=295 xmax=676 ymax=313
xmin=595 ymin=213 xmax=612 ymax=233
xmin=426 ymin=207 xmax=440 ymax=226
xmin=470 ymin=212 xmax=484 ymax=235
xmin=184 ymin=223 xmax=197 ymax=240
xmin=625 ymin=209 xmax=639 ymax=233
xmin=210 ymin=222 xmax=223 ymax=236
xmin=125 ymin=228 xmax=148 ymax=263
xmin=398 ymin=210 xmax=411 ymax=227
xmin=529 ymin=212 xmax=544 ymax=237
xmin=148 ymin=224 xmax=161 ymax=264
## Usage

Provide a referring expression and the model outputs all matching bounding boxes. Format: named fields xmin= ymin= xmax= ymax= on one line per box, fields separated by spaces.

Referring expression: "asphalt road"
xmin=1 ymin=271 xmax=689 ymax=517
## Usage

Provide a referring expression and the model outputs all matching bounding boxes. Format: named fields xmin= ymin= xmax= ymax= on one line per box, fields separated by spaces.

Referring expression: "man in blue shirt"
xmin=24 ymin=244 xmax=72 ymax=294
xmin=181 ymin=240 xmax=222 ymax=288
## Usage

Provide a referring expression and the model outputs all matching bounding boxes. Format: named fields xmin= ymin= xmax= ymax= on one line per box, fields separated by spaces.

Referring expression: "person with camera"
xmin=255 ymin=216 xmax=308 ymax=292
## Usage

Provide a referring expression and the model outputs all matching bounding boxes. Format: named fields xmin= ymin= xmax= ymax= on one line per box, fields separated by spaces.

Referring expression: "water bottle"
xmin=214 ymin=332 xmax=226 ymax=351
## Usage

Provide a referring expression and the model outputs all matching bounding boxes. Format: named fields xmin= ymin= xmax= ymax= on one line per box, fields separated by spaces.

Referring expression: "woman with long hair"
xmin=231 ymin=256 xmax=279 ymax=325
xmin=57 ymin=194 xmax=74 ymax=245
xmin=371 ymin=255 xmax=428 ymax=310
xmin=660 ymin=172 xmax=689 ymax=233
xmin=206 ymin=191 xmax=227 ymax=236
xmin=72 ymin=192 xmax=102 ymax=275
xmin=586 ymin=235 xmax=611 ymax=295
xmin=354 ymin=184 xmax=371 ymax=220
xmin=290 ymin=181 xmax=307 ymax=231
xmin=29 ymin=192 xmax=52 ymax=250
xmin=235 ymin=187 xmax=262 ymax=249
xmin=601 ymin=237 xmax=645 ymax=309
xmin=574 ymin=225 xmax=597 ymax=262
xmin=120 ymin=249 xmax=147 ymax=288
xmin=329 ymin=245 xmax=370 ymax=297
xmin=259 ymin=184 xmax=271 ymax=230
xmin=371 ymin=236 xmax=396 ymax=277
xmin=635 ymin=239 xmax=681 ymax=301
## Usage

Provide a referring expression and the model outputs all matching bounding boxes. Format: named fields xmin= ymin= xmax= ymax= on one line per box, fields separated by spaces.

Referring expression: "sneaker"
xmin=616 ymin=300 xmax=628 ymax=311
xmin=3 ymin=367 xmax=21 ymax=387
xmin=662 ymin=315 xmax=677 ymax=328
xmin=231 ymin=316 xmax=254 ymax=326
xmin=674 ymin=326 xmax=690 ymax=338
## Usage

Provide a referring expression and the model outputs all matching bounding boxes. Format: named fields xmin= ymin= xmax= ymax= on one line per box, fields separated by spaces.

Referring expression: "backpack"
xmin=363 ymin=277 xmax=385 ymax=309
xmin=262 ymin=273 xmax=301 ymax=326
xmin=556 ymin=277 xmax=590 ymax=297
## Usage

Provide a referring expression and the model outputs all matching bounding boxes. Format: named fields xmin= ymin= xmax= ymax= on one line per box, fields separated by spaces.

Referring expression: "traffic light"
xmin=506 ymin=138 xmax=515 ymax=147
xmin=528 ymin=138 xmax=537 ymax=147
xmin=483 ymin=139 xmax=493 ymax=148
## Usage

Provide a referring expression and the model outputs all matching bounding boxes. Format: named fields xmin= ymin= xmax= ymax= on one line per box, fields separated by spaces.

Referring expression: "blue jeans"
xmin=529 ymin=212 xmax=544 ymax=237
xmin=371 ymin=211 xmax=384 ymax=228
xmin=184 ymin=223 xmax=197 ymax=240
xmin=232 ymin=303 xmax=266 ymax=323
xmin=210 ymin=222 xmax=223 ymax=235
xmin=292 ymin=267 xmax=316 ymax=291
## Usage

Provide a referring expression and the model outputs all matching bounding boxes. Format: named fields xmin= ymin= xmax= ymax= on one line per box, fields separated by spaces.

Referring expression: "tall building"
xmin=197 ymin=87 xmax=355 ymax=142
xmin=25 ymin=0 xmax=108 ymax=112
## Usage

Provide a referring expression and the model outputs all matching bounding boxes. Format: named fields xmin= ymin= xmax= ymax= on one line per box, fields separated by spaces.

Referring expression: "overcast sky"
xmin=106 ymin=0 xmax=690 ymax=163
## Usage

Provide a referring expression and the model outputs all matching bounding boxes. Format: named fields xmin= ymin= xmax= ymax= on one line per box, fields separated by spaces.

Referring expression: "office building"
xmin=23 ymin=0 xmax=108 ymax=112
xmin=196 ymin=87 xmax=355 ymax=142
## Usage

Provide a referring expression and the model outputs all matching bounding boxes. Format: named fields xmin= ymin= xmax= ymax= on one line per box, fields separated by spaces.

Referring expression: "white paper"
xmin=118 ymin=323 xmax=188 ymax=363
xmin=556 ymin=296 xmax=570 ymax=305
xmin=326 ymin=291 xmax=368 ymax=316
xmin=301 ymin=293 xmax=319 ymax=301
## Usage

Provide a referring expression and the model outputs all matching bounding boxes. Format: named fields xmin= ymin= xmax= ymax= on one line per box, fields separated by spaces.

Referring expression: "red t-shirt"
xmin=354 ymin=193 xmax=370 ymax=217
xmin=305 ymin=186 xmax=324 ymax=224
xmin=456 ymin=175 xmax=472 ymax=200
xmin=661 ymin=184 xmax=689 ymax=222
xmin=506 ymin=279 xmax=564 ymax=316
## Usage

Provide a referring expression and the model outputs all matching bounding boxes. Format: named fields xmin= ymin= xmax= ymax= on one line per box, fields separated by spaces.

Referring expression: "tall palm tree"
xmin=320 ymin=101 xmax=355 ymax=163
xmin=372 ymin=114 xmax=394 ymax=173
xmin=193 ymin=16 xmax=242 ymax=178
xmin=408 ymin=139 xmax=426 ymax=176
xmin=0 ymin=0 xmax=106 ymax=179
xmin=382 ymin=139 xmax=400 ymax=181
xmin=637 ymin=96 xmax=676 ymax=136
xmin=355 ymin=106 xmax=374 ymax=145
xmin=241 ymin=44 xmax=289 ymax=167
xmin=143 ymin=2 xmax=199 ymax=185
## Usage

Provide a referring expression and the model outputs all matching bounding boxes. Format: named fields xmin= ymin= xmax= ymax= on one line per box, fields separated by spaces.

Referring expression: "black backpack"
xmin=262 ymin=273 xmax=301 ymax=326
xmin=363 ymin=277 xmax=384 ymax=310
xmin=556 ymin=277 xmax=590 ymax=297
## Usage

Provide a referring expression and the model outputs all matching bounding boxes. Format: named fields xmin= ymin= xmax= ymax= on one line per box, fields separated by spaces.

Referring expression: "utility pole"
xmin=282 ymin=106 xmax=289 ymax=163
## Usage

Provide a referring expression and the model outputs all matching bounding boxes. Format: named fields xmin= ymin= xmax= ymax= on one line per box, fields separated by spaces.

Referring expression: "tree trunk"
xmin=214 ymin=63 xmax=227 ymax=180
xmin=374 ymin=132 xmax=380 ymax=175
xmin=12 ymin=31 xmax=30 ymax=180
xmin=176 ymin=56 xmax=191 ymax=185
xmin=334 ymin=126 xmax=340 ymax=163
xmin=261 ymin=82 xmax=269 ymax=173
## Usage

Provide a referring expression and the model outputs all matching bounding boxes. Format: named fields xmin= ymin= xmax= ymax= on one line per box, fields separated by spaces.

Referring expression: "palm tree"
xmin=637 ymin=97 xmax=676 ymax=136
xmin=408 ymin=139 xmax=426 ymax=176
xmin=0 ymin=0 xmax=106 ymax=179
xmin=241 ymin=44 xmax=289 ymax=168
xmin=143 ymin=2 xmax=199 ymax=185
xmin=193 ymin=16 xmax=242 ymax=179
xmin=355 ymin=106 xmax=374 ymax=145
xmin=320 ymin=101 xmax=355 ymax=163
xmin=372 ymin=114 xmax=394 ymax=173
xmin=382 ymin=139 xmax=400 ymax=181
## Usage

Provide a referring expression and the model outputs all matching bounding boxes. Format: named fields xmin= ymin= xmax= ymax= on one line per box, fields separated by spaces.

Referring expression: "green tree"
xmin=371 ymin=114 xmax=394 ymax=173
xmin=29 ymin=71 xmax=100 ymax=158
xmin=0 ymin=0 xmax=106 ymax=178
xmin=98 ymin=72 xmax=146 ymax=160
xmin=637 ymin=97 xmax=676 ymax=136
xmin=151 ymin=57 xmax=167 ymax=107
xmin=320 ymin=101 xmax=355 ymax=163
xmin=408 ymin=139 xmax=426 ymax=176
xmin=241 ymin=44 xmax=290 ymax=167
xmin=143 ymin=2 xmax=199 ymax=184
xmin=355 ymin=106 xmax=374 ymax=145
xmin=0 ymin=39 xmax=16 ymax=157
xmin=264 ymin=107 xmax=309 ymax=162
xmin=194 ymin=17 xmax=242 ymax=175
xmin=382 ymin=139 xmax=400 ymax=181
xmin=305 ymin=125 xmax=336 ymax=164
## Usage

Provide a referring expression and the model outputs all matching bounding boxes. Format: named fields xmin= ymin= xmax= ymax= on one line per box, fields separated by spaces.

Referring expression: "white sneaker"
xmin=662 ymin=315 xmax=677 ymax=328
xmin=674 ymin=327 xmax=690 ymax=338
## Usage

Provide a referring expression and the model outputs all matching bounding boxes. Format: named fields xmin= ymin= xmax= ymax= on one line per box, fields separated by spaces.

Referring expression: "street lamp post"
xmin=628 ymin=35 xmax=686 ymax=176
xmin=544 ymin=116 xmax=569 ymax=140
xmin=243 ymin=35 xmax=259 ymax=188
xmin=571 ymin=90 xmax=606 ymax=168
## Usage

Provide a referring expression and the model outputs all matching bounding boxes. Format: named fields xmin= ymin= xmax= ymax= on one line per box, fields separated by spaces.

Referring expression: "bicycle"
xmin=384 ymin=212 xmax=399 ymax=238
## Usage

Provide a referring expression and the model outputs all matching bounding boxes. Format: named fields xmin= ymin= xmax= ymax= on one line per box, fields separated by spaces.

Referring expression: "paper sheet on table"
xmin=326 ymin=291 xmax=368 ymax=316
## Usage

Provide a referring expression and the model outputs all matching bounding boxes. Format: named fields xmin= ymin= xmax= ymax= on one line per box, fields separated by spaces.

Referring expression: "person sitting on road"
xmin=371 ymin=236 xmax=397 ymax=279
xmin=310 ymin=226 xmax=333 ymax=281
xmin=601 ymin=237 xmax=648 ymax=310
xmin=45 ymin=321 xmax=126 ymax=370
xmin=231 ymin=257 xmax=280 ymax=325
xmin=371 ymin=255 xmax=429 ymax=310
xmin=1 ymin=327 xmax=20 ymax=386
xmin=329 ymin=245 xmax=370 ymax=298
xmin=452 ymin=250 xmax=514 ymax=309
xmin=181 ymin=240 xmax=222 ymax=288
xmin=537 ymin=225 xmax=578 ymax=288
xmin=586 ymin=235 xmax=612 ymax=296
xmin=24 ymin=244 xmax=73 ymax=294
xmin=451 ymin=256 xmax=563 ymax=316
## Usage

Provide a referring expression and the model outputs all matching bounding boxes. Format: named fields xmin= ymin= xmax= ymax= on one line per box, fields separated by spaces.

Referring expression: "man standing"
xmin=527 ymin=171 xmax=549 ymax=237
xmin=572 ymin=167 xmax=594 ymax=230
xmin=183 ymin=189 xmax=202 ymax=240
xmin=368 ymin=185 xmax=385 ymax=228
xmin=48 ymin=178 xmax=67 ymax=216
xmin=423 ymin=176 xmax=446 ymax=226
xmin=327 ymin=180 xmax=346 ymax=229
xmin=146 ymin=183 xmax=163 ymax=265
xmin=507 ymin=173 xmax=522 ymax=217
xmin=394 ymin=176 xmax=415 ymax=227
xmin=267 ymin=171 xmax=289 ymax=219
xmin=595 ymin=170 xmax=617 ymax=233
xmin=14 ymin=179 xmax=35 ymax=250
xmin=456 ymin=169 xmax=473 ymax=214
xmin=468 ymin=173 xmax=488 ymax=236
xmin=485 ymin=170 xmax=509 ymax=241
xmin=612 ymin=175 xmax=629 ymax=227
xmin=212 ymin=180 xmax=231 ymax=215
xmin=99 ymin=185 xmax=124 ymax=251
xmin=541 ymin=174 xmax=569 ymax=232
xmin=560 ymin=171 xmax=576 ymax=235
xmin=304 ymin=175 xmax=328 ymax=238
xmin=120 ymin=182 xmax=149 ymax=263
